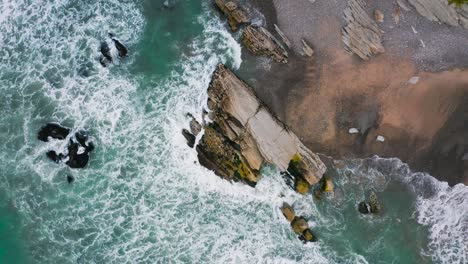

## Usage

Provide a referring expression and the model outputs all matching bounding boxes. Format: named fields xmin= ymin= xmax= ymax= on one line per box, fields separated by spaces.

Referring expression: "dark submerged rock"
xmin=100 ymin=41 xmax=113 ymax=62
xmin=67 ymin=175 xmax=75 ymax=184
xmin=46 ymin=150 xmax=65 ymax=163
xmin=75 ymin=130 xmax=95 ymax=152
xmin=38 ymin=123 xmax=70 ymax=142
xmin=112 ymin=38 xmax=128 ymax=58
xmin=182 ymin=129 xmax=196 ymax=148
xmin=358 ymin=201 xmax=370 ymax=214
xmin=66 ymin=142 xmax=90 ymax=169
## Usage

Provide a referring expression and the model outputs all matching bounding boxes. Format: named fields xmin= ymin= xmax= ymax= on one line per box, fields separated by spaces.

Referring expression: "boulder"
xmin=182 ymin=129 xmax=196 ymax=148
xmin=342 ymin=0 xmax=385 ymax=60
xmin=66 ymin=142 xmax=90 ymax=169
xmin=300 ymin=229 xmax=316 ymax=243
xmin=322 ymin=176 xmax=334 ymax=192
xmin=242 ymin=25 xmax=288 ymax=63
xmin=280 ymin=202 xmax=295 ymax=222
xmin=374 ymin=10 xmax=384 ymax=23
xmin=38 ymin=123 xmax=70 ymax=142
xmin=214 ymin=0 xmax=250 ymax=31
xmin=358 ymin=201 xmax=370 ymax=214
xmin=189 ymin=118 xmax=202 ymax=136
xmin=291 ymin=216 xmax=309 ymax=235
xmin=369 ymin=191 xmax=382 ymax=213
xmin=193 ymin=64 xmax=326 ymax=186
xmin=294 ymin=177 xmax=310 ymax=195
xmin=111 ymin=38 xmax=128 ymax=58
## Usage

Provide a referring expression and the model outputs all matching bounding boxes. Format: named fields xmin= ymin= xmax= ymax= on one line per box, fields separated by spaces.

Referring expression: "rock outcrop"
xmin=214 ymin=0 xmax=250 ymax=31
xmin=408 ymin=0 xmax=468 ymax=28
xmin=342 ymin=0 xmax=385 ymax=60
xmin=242 ymin=25 xmax=288 ymax=63
xmin=189 ymin=64 xmax=326 ymax=186
xmin=38 ymin=123 xmax=70 ymax=142
xmin=358 ymin=191 xmax=382 ymax=214
xmin=38 ymin=124 xmax=95 ymax=169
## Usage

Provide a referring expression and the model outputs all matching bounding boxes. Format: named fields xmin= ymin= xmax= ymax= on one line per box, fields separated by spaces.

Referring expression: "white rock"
xmin=348 ymin=128 xmax=359 ymax=134
xmin=376 ymin=135 xmax=385 ymax=142
xmin=408 ymin=76 xmax=420 ymax=84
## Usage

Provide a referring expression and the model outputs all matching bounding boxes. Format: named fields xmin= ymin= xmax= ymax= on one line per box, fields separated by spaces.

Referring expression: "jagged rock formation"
xmin=214 ymin=0 xmax=250 ymax=31
xmin=281 ymin=203 xmax=316 ymax=243
xmin=342 ymin=0 xmax=385 ymax=60
xmin=408 ymin=0 xmax=468 ymax=28
xmin=190 ymin=64 xmax=326 ymax=186
xmin=242 ymin=25 xmax=288 ymax=63
xmin=214 ymin=1 xmax=288 ymax=63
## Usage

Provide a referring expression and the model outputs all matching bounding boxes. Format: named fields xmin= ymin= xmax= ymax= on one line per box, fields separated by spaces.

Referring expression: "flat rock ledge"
xmin=186 ymin=64 xmax=326 ymax=187
xmin=342 ymin=0 xmax=385 ymax=60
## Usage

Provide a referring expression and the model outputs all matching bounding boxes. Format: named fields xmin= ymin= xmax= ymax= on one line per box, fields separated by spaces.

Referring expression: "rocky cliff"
xmin=186 ymin=64 xmax=326 ymax=187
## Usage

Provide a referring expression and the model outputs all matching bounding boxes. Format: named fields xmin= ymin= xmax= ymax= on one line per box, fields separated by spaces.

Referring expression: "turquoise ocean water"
xmin=0 ymin=0 xmax=466 ymax=263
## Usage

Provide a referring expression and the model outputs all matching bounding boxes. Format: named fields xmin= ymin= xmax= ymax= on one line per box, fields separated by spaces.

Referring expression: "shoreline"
xmin=242 ymin=0 xmax=468 ymax=185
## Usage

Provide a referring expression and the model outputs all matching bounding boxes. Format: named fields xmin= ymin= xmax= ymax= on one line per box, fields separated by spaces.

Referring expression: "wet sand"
xmin=247 ymin=0 xmax=468 ymax=185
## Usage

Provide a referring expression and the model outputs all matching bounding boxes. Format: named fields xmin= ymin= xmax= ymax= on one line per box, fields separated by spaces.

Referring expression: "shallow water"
xmin=0 ymin=0 xmax=466 ymax=263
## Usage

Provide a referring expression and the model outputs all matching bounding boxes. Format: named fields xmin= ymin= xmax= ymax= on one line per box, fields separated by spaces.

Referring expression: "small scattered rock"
xmin=369 ymin=191 xmax=382 ymax=213
xmin=300 ymin=229 xmax=316 ymax=243
xmin=295 ymin=177 xmax=310 ymax=195
xmin=67 ymin=175 xmax=75 ymax=184
xmin=38 ymin=123 xmax=70 ymax=142
xmin=182 ymin=129 xmax=196 ymax=148
xmin=46 ymin=150 xmax=65 ymax=163
xmin=408 ymin=76 xmax=419 ymax=84
xmin=322 ymin=176 xmax=334 ymax=192
xmin=374 ymin=10 xmax=384 ymax=23
xmin=358 ymin=201 xmax=370 ymax=214
xmin=301 ymin=39 xmax=314 ymax=57
xmin=281 ymin=202 xmax=295 ymax=222
xmin=189 ymin=118 xmax=202 ymax=136
xmin=393 ymin=4 xmax=401 ymax=24
xmin=291 ymin=216 xmax=309 ymax=235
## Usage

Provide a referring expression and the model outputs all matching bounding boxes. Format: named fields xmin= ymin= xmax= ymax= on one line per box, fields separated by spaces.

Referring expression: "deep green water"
xmin=0 ymin=0 xmax=466 ymax=263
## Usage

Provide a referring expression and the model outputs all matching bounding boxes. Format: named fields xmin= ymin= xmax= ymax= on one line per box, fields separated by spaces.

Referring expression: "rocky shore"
xmin=246 ymin=0 xmax=468 ymax=185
